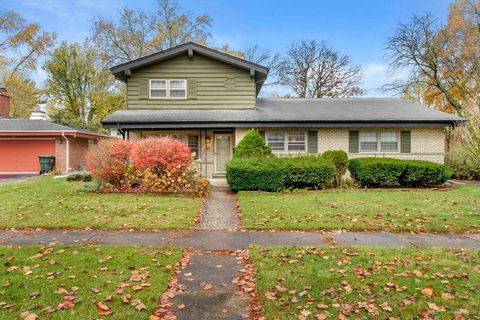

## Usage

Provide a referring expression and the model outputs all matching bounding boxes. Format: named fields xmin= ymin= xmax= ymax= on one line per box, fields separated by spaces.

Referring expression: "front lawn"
xmin=0 ymin=177 xmax=203 ymax=230
xmin=0 ymin=245 xmax=181 ymax=319
xmin=238 ymin=185 xmax=480 ymax=233
xmin=251 ymin=246 xmax=480 ymax=319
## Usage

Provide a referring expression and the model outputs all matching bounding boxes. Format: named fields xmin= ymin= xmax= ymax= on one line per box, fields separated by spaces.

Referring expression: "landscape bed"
xmin=0 ymin=245 xmax=181 ymax=319
xmin=251 ymin=246 xmax=480 ymax=319
xmin=0 ymin=177 xmax=203 ymax=230
xmin=237 ymin=185 xmax=480 ymax=233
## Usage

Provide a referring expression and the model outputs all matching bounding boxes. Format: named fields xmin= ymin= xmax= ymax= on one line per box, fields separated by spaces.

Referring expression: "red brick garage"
xmin=0 ymin=117 xmax=108 ymax=174
xmin=0 ymin=139 xmax=56 ymax=173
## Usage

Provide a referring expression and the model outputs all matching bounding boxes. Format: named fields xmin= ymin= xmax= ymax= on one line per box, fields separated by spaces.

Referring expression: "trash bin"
xmin=39 ymin=156 xmax=55 ymax=174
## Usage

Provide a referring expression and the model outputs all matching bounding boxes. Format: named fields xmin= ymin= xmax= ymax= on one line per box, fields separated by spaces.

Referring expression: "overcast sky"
xmin=2 ymin=0 xmax=453 ymax=96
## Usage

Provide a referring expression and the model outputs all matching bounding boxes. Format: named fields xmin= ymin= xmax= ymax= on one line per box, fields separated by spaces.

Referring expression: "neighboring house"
xmin=0 ymin=89 xmax=108 ymax=174
xmin=102 ymin=42 xmax=464 ymax=178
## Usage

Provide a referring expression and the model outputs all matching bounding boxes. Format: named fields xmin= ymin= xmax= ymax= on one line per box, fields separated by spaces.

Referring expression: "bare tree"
xmin=91 ymin=0 xmax=212 ymax=65
xmin=383 ymin=13 xmax=470 ymax=114
xmin=242 ymin=45 xmax=282 ymax=86
xmin=278 ymin=40 xmax=364 ymax=98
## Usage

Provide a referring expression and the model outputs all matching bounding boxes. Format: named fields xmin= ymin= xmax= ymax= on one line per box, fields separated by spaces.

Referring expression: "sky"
xmin=1 ymin=0 xmax=454 ymax=96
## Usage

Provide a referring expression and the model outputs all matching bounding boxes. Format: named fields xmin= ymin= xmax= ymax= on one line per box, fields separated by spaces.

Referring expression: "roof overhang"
xmin=0 ymin=131 xmax=107 ymax=139
xmin=103 ymin=120 xmax=461 ymax=130
xmin=110 ymin=42 xmax=269 ymax=95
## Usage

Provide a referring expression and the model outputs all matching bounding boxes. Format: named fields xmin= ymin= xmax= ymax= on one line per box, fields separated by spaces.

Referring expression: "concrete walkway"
xmin=198 ymin=187 xmax=238 ymax=230
xmin=1 ymin=229 xmax=479 ymax=249
xmin=169 ymin=252 xmax=248 ymax=320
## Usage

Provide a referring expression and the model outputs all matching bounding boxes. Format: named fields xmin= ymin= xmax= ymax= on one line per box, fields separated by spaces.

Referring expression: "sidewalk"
xmin=1 ymin=229 xmax=479 ymax=249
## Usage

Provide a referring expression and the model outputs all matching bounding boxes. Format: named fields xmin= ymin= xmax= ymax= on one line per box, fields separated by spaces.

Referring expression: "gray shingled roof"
xmin=0 ymin=119 xmax=108 ymax=136
xmin=102 ymin=98 xmax=464 ymax=129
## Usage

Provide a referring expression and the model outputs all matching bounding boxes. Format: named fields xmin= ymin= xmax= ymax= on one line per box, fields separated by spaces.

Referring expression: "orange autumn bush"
xmin=85 ymin=137 xmax=209 ymax=195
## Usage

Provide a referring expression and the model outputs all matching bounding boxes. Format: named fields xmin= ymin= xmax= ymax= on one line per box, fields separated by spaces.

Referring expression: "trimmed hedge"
xmin=226 ymin=156 xmax=335 ymax=192
xmin=349 ymin=158 xmax=452 ymax=187
xmin=400 ymin=160 xmax=453 ymax=187
xmin=226 ymin=158 xmax=284 ymax=192
xmin=233 ymin=129 xmax=273 ymax=158
xmin=281 ymin=157 xmax=335 ymax=189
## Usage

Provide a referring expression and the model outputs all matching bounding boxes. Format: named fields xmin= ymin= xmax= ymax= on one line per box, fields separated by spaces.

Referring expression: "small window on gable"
xmin=150 ymin=80 xmax=167 ymax=99
xmin=150 ymin=79 xmax=186 ymax=99
xmin=169 ymin=80 xmax=186 ymax=99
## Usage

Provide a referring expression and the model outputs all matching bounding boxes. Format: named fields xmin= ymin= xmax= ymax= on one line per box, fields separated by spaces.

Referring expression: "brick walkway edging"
xmin=0 ymin=229 xmax=479 ymax=249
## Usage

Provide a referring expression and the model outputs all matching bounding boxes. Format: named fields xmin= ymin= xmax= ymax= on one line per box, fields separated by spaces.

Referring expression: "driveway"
xmin=0 ymin=174 xmax=37 ymax=183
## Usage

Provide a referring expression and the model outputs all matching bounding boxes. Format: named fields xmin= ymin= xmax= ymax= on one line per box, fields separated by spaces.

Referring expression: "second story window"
xmin=150 ymin=79 xmax=186 ymax=99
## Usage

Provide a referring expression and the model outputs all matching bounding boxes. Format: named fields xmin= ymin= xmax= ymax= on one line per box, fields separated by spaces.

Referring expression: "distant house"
xmin=0 ymin=88 xmax=107 ymax=174
xmin=102 ymin=42 xmax=464 ymax=178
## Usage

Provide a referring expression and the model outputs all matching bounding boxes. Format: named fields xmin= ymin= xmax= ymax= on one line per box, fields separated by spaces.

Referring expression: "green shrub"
xmin=233 ymin=129 xmax=273 ymax=158
xmin=399 ymin=160 xmax=452 ymax=187
xmin=226 ymin=156 xmax=335 ymax=192
xmin=66 ymin=171 xmax=93 ymax=182
xmin=349 ymin=158 xmax=452 ymax=187
xmin=445 ymin=145 xmax=480 ymax=180
xmin=349 ymin=158 xmax=405 ymax=187
xmin=322 ymin=150 xmax=349 ymax=187
xmin=226 ymin=158 xmax=284 ymax=192
xmin=280 ymin=156 xmax=335 ymax=190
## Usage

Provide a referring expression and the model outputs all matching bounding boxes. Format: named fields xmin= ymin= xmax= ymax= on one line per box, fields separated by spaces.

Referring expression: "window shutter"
xmin=139 ymin=79 xmax=149 ymax=99
xmin=187 ymin=79 xmax=197 ymax=99
xmin=401 ymin=131 xmax=411 ymax=153
xmin=258 ymin=130 xmax=265 ymax=139
xmin=349 ymin=131 xmax=359 ymax=153
xmin=307 ymin=131 xmax=318 ymax=153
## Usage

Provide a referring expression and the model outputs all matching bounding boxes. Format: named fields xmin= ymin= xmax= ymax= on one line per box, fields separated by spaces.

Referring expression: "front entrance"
xmin=214 ymin=133 xmax=233 ymax=174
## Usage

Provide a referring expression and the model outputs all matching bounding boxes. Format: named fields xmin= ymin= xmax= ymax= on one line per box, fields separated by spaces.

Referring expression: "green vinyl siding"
xmin=307 ymin=131 xmax=318 ymax=153
xmin=127 ymin=53 xmax=256 ymax=109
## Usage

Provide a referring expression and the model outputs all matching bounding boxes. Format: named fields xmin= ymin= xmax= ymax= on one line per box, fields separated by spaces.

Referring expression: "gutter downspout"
xmin=61 ymin=131 xmax=70 ymax=174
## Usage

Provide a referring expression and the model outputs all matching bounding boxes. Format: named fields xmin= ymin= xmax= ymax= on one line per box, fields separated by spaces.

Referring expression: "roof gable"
xmin=110 ymin=42 xmax=269 ymax=94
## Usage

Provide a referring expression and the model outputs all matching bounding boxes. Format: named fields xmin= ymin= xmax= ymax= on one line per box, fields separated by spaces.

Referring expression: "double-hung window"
xmin=287 ymin=131 xmax=306 ymax=151
xmin=266 ymin=132 xmax=285 ymax=151
xmin=266 ymin=131 xmax=306 ymax=153
xmin=359 ymin=131 xmax=398 ymax=152
xmin=150 ymin=79 xmax=186 ymax=99
xmin=359 ymin=132 xmax=378 ymax=151
xmin=380 ymin=132 xmax=398 ymax=151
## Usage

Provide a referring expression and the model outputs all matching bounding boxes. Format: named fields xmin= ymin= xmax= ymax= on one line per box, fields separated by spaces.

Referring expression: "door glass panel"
xmin=215 ymin=135 xmax=232 ymax=173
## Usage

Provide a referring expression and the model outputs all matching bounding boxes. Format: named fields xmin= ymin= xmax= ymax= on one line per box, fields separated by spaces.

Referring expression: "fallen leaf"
xmin=421 ymin=286 xmax=434 ymax=297
xmin=96 ymin=302 xmax=112 ymax=315
xmin=203 ymin=283 xmax=213 ymax=291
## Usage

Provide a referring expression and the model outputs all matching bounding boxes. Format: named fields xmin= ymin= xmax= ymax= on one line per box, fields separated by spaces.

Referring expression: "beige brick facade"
xmin=127 ymin=126 xmax=446 ymax=178
xmin=235 ymin=127 xmax=446 ymax=164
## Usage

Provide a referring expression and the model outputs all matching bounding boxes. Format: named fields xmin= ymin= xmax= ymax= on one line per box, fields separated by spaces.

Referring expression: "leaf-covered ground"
xmin=238 ymin=185 xmax=480 ymax=232
xmin=251 ymin=246 xmax=480 ymax=320
xmin=0 ymin=245 xmax=181 ymax=319
xmin=0 ymin=177 xmax=203 ymax=230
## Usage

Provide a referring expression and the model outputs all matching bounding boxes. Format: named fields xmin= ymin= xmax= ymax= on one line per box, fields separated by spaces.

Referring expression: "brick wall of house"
xmin=54 ymin=136 xmax=97 ymax=173
xmin=0 ymin=92 xmax=10 ymax=118
xmin=69 ymin=137 xmax=92 ymax=171
xmin=54 ymin=138 xmax=67 ymax=172
xmin=235 ymin=127 xmax=446 ymax=164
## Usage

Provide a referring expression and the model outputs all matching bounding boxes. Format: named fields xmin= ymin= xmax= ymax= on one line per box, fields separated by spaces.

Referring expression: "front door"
xmin=214 ymin=134 xmax=233 ymax=174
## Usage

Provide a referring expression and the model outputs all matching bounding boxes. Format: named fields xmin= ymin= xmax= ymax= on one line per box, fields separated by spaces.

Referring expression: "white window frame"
xmin=149 ymin=79 xmax=187 ymax=99
xmin=287 ymin=131 xmax=307 ymax=152
xmin=266 ymin=131 xmax=307 ymax=153
xmin=380 ymin=132 xmax=399 ymax=152
xmin=359 ymin=131 xmax=399 ymax=153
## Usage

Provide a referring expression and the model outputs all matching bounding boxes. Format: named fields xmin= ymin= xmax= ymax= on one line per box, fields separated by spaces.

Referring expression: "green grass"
xmin=251 ymin=246 xmax=480 ymax=319
xmin=0 ymin=177 xmax=203 ymax=230
xmin=0 ymin=245 xmax=181 ymax=319
xmin=238 ymin=185 xmax=480 ymax=232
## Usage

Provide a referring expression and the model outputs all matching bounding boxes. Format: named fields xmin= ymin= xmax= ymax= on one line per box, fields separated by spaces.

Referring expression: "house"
xmin=0 ymin=88 xmax=108 ymax=174
xmin=102 ymin=42 xmax=464 ymax=178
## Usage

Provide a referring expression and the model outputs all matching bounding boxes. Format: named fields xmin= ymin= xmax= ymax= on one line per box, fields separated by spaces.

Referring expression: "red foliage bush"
xmin=85 ymin=139 xmax=132 ymax=188
xmin=130 ymin=137 xmax=192 ymax=175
